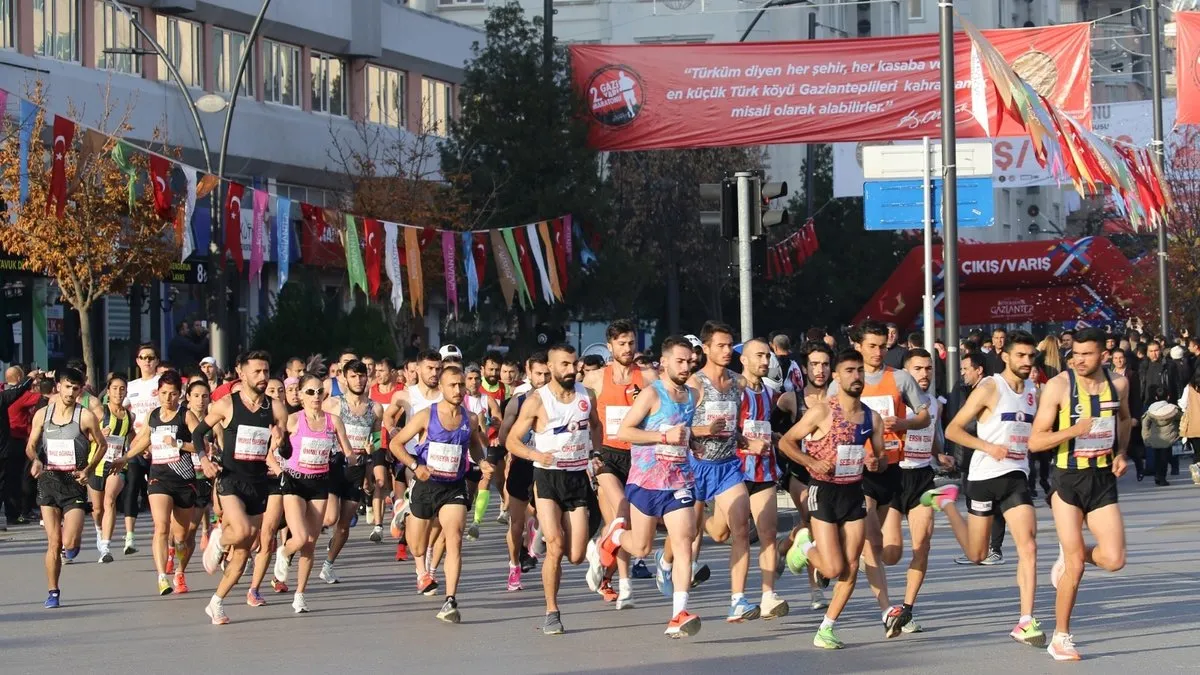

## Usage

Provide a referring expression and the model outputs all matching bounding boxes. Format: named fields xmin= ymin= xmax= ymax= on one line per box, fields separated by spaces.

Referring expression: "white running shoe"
xmin=319 ymin=561 xmax=340 ymax=584
xmin=292 ymin=592 xmax=309 ymax=613
xmin=616 ymin=582 xmax=634 ymax=610
xmin=584 ymin=539 xmax=604 ymax=593
xmin=202 ymin=526 xmax=225 ymax=575
xmin=274 ymin=548 xmax=292 ymax=584
xmin=1051 ymin=545 xmax=1066 ymax=590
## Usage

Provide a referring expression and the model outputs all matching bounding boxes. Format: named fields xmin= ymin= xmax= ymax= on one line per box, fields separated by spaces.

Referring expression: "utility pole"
xmin=805 ymin=11 xmax=816 ymax=219
xmin=543 ymin=0 xmax=554 ymax=70
xmin=938 ymin=0 xmax=960 ymax=392
xmin=735 ymin=172 xmax=757 ymax=340
xmin=1149 ymin=0 xmax=1170 ymax=337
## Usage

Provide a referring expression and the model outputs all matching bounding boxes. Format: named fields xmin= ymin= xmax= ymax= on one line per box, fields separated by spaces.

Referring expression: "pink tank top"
xmin=287 ymin=411 xmax=336 ymax=475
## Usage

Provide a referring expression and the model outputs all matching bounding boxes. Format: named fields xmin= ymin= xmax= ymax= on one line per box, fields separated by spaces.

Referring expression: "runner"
xmin=369 ymin=358 xmax=402 ymax=541
xmin=386 ymin=351 xmax=444 ymax=566
xmin=87 ymin=375 xmax=132 ymax=563
xmin=321 ymin=359 xmax=383 ymax=582
xmin=498 ymin=353 xmax=551 ymax=591
xmin=246 ymin=377 xmax=292 ymax=602
xmin=1028 ymin=327 xmax=1130 ymax=661
xmin=122 ymin=343 xmax=163 ymax=555
xmin=273 ymin=373 xmax=354 ymax=613
xmin=935 ymin=330 xmax=1047 ymax=649
xmin=390 ymin=364 xmax=490 ymax=623
xmin=506 ymin=344 xmax=601 ymax=635
xmin=583 ymin=319 xmax=654 ymax=608
xmin=121 ymin=370 xmax=201 ymax=596
xmin=185 ymin=380 xmax=216 ymax=570
xmin=779 ymin=349 xmax=885 ymax=649
xmin=463 ymin=364 xmax=502 ymax=540
xmin=197 ymin=351 xmax=289 ymax=625
xmin=471 ymin=352 xmax=510 ymax=537
xmin=325 ymin=350 xmax=357 ymax=398
xmin=27 ymin=368 xmax=105 ymax=608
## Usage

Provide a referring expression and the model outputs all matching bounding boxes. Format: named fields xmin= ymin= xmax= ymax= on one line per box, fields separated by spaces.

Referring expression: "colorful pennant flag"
xmin=525 ymin=222 xmax=553 ymax=304
xmin=344 ymin=214 xmax=368 ymax=296
xmin=224 ymin=183 xmax=245 ymax=273
xmin=364 ymin=218 xmax=384 ymax=299
xmin=404 ymin=226 xmax=424 ymax=316
xmin=276 ymin=196 xmax=292 ymax=290
xmin=442 ymin=231 xmax=458 ymax=318
xmin=250 ymin=189 xmax=268 ymax=283
xmin=490 ymin=229 xmax=519 ymax=309
xmin=461 ymin=232 xmax=478 ymax=312
xmin=384 ymin=222 xmax=404 ymax=312
xmin=47 ymin=116 xmax=75 ymax=218
xmin=501 ymin=228 xmax=530 ymax=308
xmin=177 ymin=167 xmax=198 ymax=261
xmin=538 ymin=220 xmax=563 ymax=301
xmin=149 ymin=155 xmax=173 ymax=220
xmin=111 ymin=140 xmax=139 ymax=212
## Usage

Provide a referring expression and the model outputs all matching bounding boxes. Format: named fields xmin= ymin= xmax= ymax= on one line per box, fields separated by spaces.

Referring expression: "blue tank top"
xmin=416 ymin=404 xmax=472 ymax=483
xmin=629 ymin=380 xmax=697 ymax=490
xmin=330 ymin=378 xmax=343 ymax=398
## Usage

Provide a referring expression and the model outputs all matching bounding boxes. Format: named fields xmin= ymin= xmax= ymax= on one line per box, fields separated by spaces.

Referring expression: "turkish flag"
xmin=471 ymin=232 xmax=488 ymax=286
xmin=419 ymin=226 xmax=437 ymax=251
xmin=551 ymin=218 xmax=568 ymax=292
xmin=363 ymin=218 xmax=384 ymax=299
xmin=149 ymin=155 xmax=173 ymax=220
xmin=224 ymin=183 xmax=245 ymax=273
xmin=512 ymin=228 xmax=538 ymax=302
xmin=47 ymin=116 xmax=75 ymax=218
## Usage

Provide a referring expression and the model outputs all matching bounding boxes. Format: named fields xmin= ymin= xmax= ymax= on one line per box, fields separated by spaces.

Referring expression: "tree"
xmin=249 ymin=269 xmax=394 ymax=360
xmin=0 ymin=87 xmax=177 ymax=387
xmin=1147 ymin=130 xmax=1200 ymax=333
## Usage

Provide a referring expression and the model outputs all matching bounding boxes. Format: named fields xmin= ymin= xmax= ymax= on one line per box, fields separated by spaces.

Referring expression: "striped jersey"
xmin=737 ymin=383 xmax=780 ymax=483
xmin=1054 ymin=368 xmax=1119 ymax=470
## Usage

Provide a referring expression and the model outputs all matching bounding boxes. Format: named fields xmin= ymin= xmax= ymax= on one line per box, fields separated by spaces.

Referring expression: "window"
xmin=33 ymin=0 xmax=78 ymax=61
xmin=1 ymin=0 xmax=15 ymax=49
xmin=437 ymin=0 xmax=484 ymax=5
xmin=263 ymin=39 xmax=300 ymax=107
xmin=310 ymin=52 xmax=346 ymax=116
xmin=366 ymin=64 xmax=407 ymax=127
xmin=907 ymin=0 xmax=923 ymax=20
xmin=94 ymin=2 xmax=139 ymax=74
xmin=421 ymin=77 xmax=453 ymax=135
xmin=213 ymin=27 xmax=254 ymax=96
xmin=157 ymin=15 xmax=201 ymax=87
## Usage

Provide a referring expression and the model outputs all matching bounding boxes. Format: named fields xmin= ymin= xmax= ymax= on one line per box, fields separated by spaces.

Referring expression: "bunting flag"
xmin=419 ymin=226 xmax=437 ymax=251
xmin=404 ymin=226 xmax=424 ymax=315
xmin=111 ymin=140 xmax=139 ymax=211
xmin=17 ymin=100 xmax=35 ymax=206
xmin=47 ymin=116 xmax=75 ymax=218
xmin=250 ymin=189 xmax=268 ymax=283
xmin=384 ymin=222 xmax=404 ymax=312
xmin=525 ymin=222 xmax=553 ymax=304
xmin=573 ymin=219 xmax=597 ymax=269
xmin=224 ymin=182 xmax=245 ymax=273
xmin=538 ymin=220 xmax=563 ymax=301
xmin=72 ymin=129 xmax=107 ymax=194
xmin=363 ymin=218 xmax=384 ymax=299
xmin=563 ymin=214 xmax=573 ymax=264
xmin=442 ymin=231 xmax=459 ymax=318
xmin=149 ymin=155 xmax=173 ymax=220
xmin=490 ymin=229 xmax=519 ymax=309
xmin=512 ymin=228 xmax=539 ymax=306
xmin=551 ymin=218 xmax=569 ymax=293
xmin=344 ymin=214 xmax=368 ymax=296
xmin=176 ymin=167 xmax=198 ymax=261
xmin=502 ymin=228 xmax=530 ymax=308
xmin=470 ymin=233 xmax=488 ymax=288
xmin=461 ymin=231 xmax=479 ymax=312
xmin=276 ymin=196 xmax=292 ymax=290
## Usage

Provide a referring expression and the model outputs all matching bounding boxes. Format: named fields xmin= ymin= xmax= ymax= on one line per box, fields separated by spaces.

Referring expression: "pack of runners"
xmin=25 ymin=322 xmax=1131 ymax=661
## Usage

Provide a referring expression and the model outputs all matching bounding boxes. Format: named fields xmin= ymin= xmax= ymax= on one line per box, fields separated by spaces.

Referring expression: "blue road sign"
xmin=863 ymin=176 xmax=995 ymax=231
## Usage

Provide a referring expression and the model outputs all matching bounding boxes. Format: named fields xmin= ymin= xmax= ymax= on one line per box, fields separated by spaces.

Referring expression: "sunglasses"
xmin=302 ymin=388 xmax=323 ymax=397
xmin=137 ymin=355 xmax=157 ymax=361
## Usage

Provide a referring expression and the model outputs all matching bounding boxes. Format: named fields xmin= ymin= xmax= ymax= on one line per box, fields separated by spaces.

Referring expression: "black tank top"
xmin=146 ymin=407 xmax=195 ymax=481
xmin=220 ymin=392 xmax=275 ymax=480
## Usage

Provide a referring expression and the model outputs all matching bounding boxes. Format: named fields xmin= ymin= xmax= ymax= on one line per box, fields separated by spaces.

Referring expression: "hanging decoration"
xmin=250 ymin=189 xmax=268 ymax=283
xmin=363 ymin=218 xmax=384 ymax=300
xmin=383 ymin=222 xmax=404 ymax=313
xmin=343 ymin=214 xmax=368 ymax=297
xmin=223 ymin=182 xmax=245 ymax=273
xmin=47 ymin=116 xmax=75 ymax=218
xmin=442 ymin=231 xmax=458 ymax=318
xmin=276 ymin=196 xmax=292 ymax=290
xmin=404 ymin=226 xmax=424 ymax=316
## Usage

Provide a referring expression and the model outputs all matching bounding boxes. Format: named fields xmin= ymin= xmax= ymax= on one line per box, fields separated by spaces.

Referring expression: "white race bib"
xmin=427 ymin=441 xmax=464 ymax=479
xmin=742 ymin=419 xmax=772 ymax=443
xmin=345 ymin=423 xmax=371 ymax=455
xmin=605 ymin=406 xmax=631 ymax=439
xmin=1006 ymin=421 xmax=1032 ymax=461
xmin=903 ymin=426 xmax=934 ymax=461
xmin=554 ymin=430 xmax=591 ymax=470
xmin=653 ymin=425 xmax=690 ymax=463
xmin=103 ymin=435 xmax=124 ymax=463
xmin=298 ymin=436 xmax=333 ymax=471
xmin=1073 ymin=417 xmax=1116 ymax=458
xmin=150 ymin=428 xmax=180 ymax=465
xmin=702 ymin=401 xmax=737 ymax=428
xmin=834 ymin=444 xmax=865 ymax=482
xmin=860 ymin=395 xmax=895 ymax=417
xmin=233 ymin=426 xmax=271 ymax=462
xmin=46 ymin=438 xmax=76 ymax=471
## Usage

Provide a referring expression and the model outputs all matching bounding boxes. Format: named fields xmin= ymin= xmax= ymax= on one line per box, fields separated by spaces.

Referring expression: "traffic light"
xmin=700 ymin=178 xmax=737 ymax=240
xmin=704 ymin=172 xmax=788 ymax=240
xmin=760 ymin=179 xmax=790 ymax=231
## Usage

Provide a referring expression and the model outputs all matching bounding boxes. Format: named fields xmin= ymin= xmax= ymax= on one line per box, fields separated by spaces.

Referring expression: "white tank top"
xmin=531 ymin=384 xmax=592 ymax=472
xmin=900 ymin=396 xmax=939 ymax=469
xmin=406 ymin=385 xmax=443 ymax=453
xmin=972 ymin=374 xmax=1035 ymax=481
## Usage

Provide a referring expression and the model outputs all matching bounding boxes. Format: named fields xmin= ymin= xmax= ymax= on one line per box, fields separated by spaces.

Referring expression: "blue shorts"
xmin=626 ymin=484 xmax=695 ymax=518
xmin=690 ymin=457 xmax=745 ymax=502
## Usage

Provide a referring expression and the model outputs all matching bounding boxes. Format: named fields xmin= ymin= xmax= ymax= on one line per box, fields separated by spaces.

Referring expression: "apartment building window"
xmin=907 ymin=0 xmax=923 ymax=20
xmin=263 ymin=39 xmax=301 ymax=107
xmin=33 ymin=0 xmax=78 ymax=61
xmin=1 ymin=0 xmax=15 ymax=49
xmin=94 ymin=2 xmax=140 ymax=74
xmin=421 ymin=77 xmax=453 ymax=136
xmin=311 ymin=52 xmax=346 ymax=116
xmin=366 ymin=64 xmax=407 ymax=127
xmin=157 ymin=15 xmax=202 ymax=87
xmin=213 ymin=27 xmax=254 ymax=96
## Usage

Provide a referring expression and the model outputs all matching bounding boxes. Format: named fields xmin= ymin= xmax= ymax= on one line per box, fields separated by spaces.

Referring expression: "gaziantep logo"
xmin=586 ymin=66 xmax=644 ymax=127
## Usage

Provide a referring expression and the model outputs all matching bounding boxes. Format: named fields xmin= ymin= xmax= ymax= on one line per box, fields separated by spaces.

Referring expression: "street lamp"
xmin=740 ymin=0 xmax=810 ymax=43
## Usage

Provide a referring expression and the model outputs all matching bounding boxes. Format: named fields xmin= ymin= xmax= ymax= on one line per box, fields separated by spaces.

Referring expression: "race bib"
xmin=1006 ymin=421 xmax=1032 ymax=461
xmin=860 ymin=395 xmax=895 ymax=418
xmin=834 ymin=444 xmax=865 ymax=482
xmin=1073 ymin=417 xmax=1116 ymax=458
xmin=103 ymin=435 xmax=124 ymax=463
xmin=298 ymin=436 xmax=334 ymax=471
xmin=702 ymin=401 xmax=737 ymax=429
xmin=345 ymin=423 xmax=371 ymax=455
xmin=554 ymin=430 xmax=591 ymax=470
xmin=904 ymin=426 xmax=934 ymax=460
xmin=233 ymin=425 xmax=271 ymax=462
xmin=427 ymin=441 xmax=464 ymax=479
xmin=653 ymin=425 xmax=690 ymax=463
xmin=742 ymin=419 xmax=772 ymax=443
xmin=150 ymin=428 xmax=180 ymax=465
xmin=46 ymin=438 xmax=77 ymax=471
xmin=605 ymin=405 xmax=631 ymax=439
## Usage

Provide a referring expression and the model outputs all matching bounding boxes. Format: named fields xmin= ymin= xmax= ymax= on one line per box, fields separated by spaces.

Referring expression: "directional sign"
xmin=168 ymin=259 xmax=209 ymax=285
xmin=863 ymin=177 xmax=995 ymax=231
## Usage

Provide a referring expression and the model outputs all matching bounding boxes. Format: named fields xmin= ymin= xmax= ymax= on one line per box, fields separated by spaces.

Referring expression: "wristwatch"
xmin=408 ymin=460 xmax=419 ymax=471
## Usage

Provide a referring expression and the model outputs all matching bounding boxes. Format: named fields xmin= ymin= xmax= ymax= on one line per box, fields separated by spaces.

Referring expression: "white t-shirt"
xmin=124 ymin=375 xmax=161 ymax=432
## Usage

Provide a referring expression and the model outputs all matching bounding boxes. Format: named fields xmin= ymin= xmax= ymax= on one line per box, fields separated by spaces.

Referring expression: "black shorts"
xmin=595 ymin=446 xmax=631 ymax=484
xmin=745 ymin=480 xmax=777 ymax=496
xmin=862 ymin=463 xmax=902 ymax=507
xmin=806 ymin=480 xmax=866 ymax=524
xmin=148 ymin=476 xmax=198 ymax=509
xmin=329 ymin=459 xmax=366 ymax=503
xmin=506 ymin=457 xmax=535 ymax=502
xmin=966 ymin=470 xmax=1033 ymax=517
xmin=267 ymin=476 xmax=283 ymax=497
xmin=37 ymin=471 xmax=88 ymax=512
xmin=195 ymin=479 xmax=213 ymax=510
xmin=87 ymin=462 xmax=125 ymax=492
xmin=533 ymin=468 xmax=591 ymax=512
xmin=281 ymin=471 xmax=331 ymax=502
xmin=1050 ymin=467 xmax=1118 ymax=515
xmin=410 ymin=479 xmax=469 ymax=520
xmin=486 ymin=445 xmax=507 ymax=465
xmin=216 ymin=474 xmax=271 ymax=517
xmin=892 ymin=466 xmax=937 ymax=514
xmin=465 ymin=466 xmax=483 ymax=484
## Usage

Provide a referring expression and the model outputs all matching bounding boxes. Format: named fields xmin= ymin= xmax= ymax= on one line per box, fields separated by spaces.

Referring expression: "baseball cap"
xmin=684 ymin=334 xmax=702 ymax=349
xmin=200 ymin=357 xmax=217 ymax=367
xmin=439 ymin=344 xmax=463 ymax=360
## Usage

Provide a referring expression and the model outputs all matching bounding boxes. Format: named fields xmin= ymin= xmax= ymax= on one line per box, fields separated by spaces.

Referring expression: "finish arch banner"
xmin=570 ymin=23 xmax=1091 ymax=151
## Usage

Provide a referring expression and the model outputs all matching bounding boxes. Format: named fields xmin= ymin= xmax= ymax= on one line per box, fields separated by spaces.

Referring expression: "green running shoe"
xmin=814 ymin=624 xmax=844 ymax=649
xmin=1010 ymin=617 xmax=1047 ymax=647
xmin=786 ymin=528 xmax=812 ymax=574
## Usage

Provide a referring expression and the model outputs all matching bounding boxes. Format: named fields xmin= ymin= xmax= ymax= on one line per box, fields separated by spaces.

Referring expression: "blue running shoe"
xmin=631 ymin=558 xmax=653 ymax=579
xmin=654 ymin=550 xmax=671 ymax=598
xmin=727 ymin=597 xmax=761 ymax=623
xmin=44 ymin=590 xmax=61 ymax=609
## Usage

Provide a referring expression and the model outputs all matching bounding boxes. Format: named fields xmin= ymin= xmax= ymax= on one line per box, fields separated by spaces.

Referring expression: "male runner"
xmin=123 ymin=343 xmax=163 ymax=554
xmin=197 ymin=351 xmax=289 ymax=625
xmin=1028 ymin=327 xmax=1129 ymax=661
xmin=367 ymin=357 xmax=401 ymax=540
xmin=325 ymin=349 xmax=357 ymax=397
xmin=284 ymin=357 xmax=306 ymax=382
xmin=27 ymin=368 xmax=104 ymax=608
xmin=386 ymin=351 xmax=444 ymax=564
xmin=390 ymin=365 xmax=490 ymax=623
xmin=597 ymin=336 xmax=701 ymax=637
xmin=506 ymin=344 xmax=601 ymax=635
xmin=934 ymin=330 xmax=1047 ymax=648
xmin=474 ymin=352 xmax=511 ymax=529
xmin=779 ymin=349 xmax=884 ymax=649
xmin=498 ymin=353 xmax=551 ymax=591
xmin=583 ymin=319 xmax=655 ymax=608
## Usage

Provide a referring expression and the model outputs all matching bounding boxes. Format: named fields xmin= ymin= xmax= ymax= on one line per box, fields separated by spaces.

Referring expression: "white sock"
xmin=672 ymin=591 xmax=688 ymax=616
xmin=762 ymin=591 xmax=778 ymax=604
xmin=158 ymin=573 xmax=168 ymax=581
xmin=611 ymin=529 xmax=624 ymax=547
xmin=801 ymin=540 xmax=815 ymax=556
xmin=209 ymin=593 xmax=221 ymax=606
xmin=617 ymin=578 xmax=632 ymax=594
xmin=731 ymin=592 xmax=745 ymax=607
xmin=1019 ymin=614 xmax=1032 ymax=625
xmin=99 ymin=539 xmax=110 ymax=553
xmin=820 ymin=616 xmax=835 ymax=630
xmin=659 ymin=557 xmax=673 ymax=572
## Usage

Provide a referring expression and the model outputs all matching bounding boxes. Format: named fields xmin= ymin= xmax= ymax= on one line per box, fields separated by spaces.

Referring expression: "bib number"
xmin=427 ymin=441 xmax=464 ymax=480
xmin=702 ymin=401 xmax=737 ymax=431
xmin=298 ymin=436 xmax=333 ymax=471
xmin=103 ymin=435 xmax=124 ymax=463
xmin=150 ymin=428 xmax=180 ymax=465
xmin=233 ymin=426 xmax=271 ymax=462
xmin=46 ymin=438 xmax=76 ymax=471
xmin=653 ymin=426 xmax=690 ymax=463
xmin=1006 ymin=421 xmax=1032 ymax=461
xmin=605 ymin=406 xmax=631 ymax=439
xmin=834 ymin=444 xmax=865 ymax=483
xmin=346 ymin=424 xmax=371 ymax=455
xmin=554 ymin=430 xmax=590 ymax=470
xmin=1073 ymin=417 xmax=1116 ymax=459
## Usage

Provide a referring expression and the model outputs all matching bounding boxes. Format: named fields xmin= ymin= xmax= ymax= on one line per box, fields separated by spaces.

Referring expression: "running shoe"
xmin=654 ymin=550 xmax=671 ymax=598
xmin=165 ymin=547 xmax=176 ymax=574
xmin=271 ymin=578 xmax=289 ymax=593
xmin=99 ymin=550 xmax=114 ymax=564
xmin=349 ymin=514 xmax=358 ymax=528
xmin=370 ymin=525 xmax=383 ymax=543
xmin=123 ymin=532 xmax=137 ymax=555
xmin=884 ymin=605 xmax=911 ymax=639
xmin=44 ymin=590 xmax=61 ymax=609
xmin=953 ymin=554 xmax=975 ymax=565
xmin=418 ymin=573 xmax=439 ymax=596
xmin=274 ymin=550 xmax=292 ymax=586
xmin=157 ymin=575 xmax=173 ymax=596
xmin=466 ymin=522 xmax=479 ymax=541
xmin=810 ymin=588 xmax=828 ymax=611
xmin=786 ymin=528 xmax=812 ymax=574
xmin=390 ymin=508 xmax=405 ymax=539
xmin=727 ymin=597 xmax=761 ymax=623
xmin=919 ymin=484 xmax=959 ymax=511
xmin=596 ymin=517 xmax=627 ymax=568
xmin=664 ymin=611 xmax=701 ymax=638
xmin=396 ymin=542 xmax=409 ymax=562
xmin=174 ymin=574 xmax=189 ymax=594
xmin=981 ymin=550 xmax=1005 ymax=566
xmin=292 ymin=592 xmax=309 ymax=614
xmin=495 ymin=511 xmax=510 ymax=525
xmin=690 ymin=562 xmax=710 ymax=589
xmin=1011 ymin=617 xmax=1047 ymax=647
xmin=506 ymin=566 xmax=523 ymax=592
xmin=205 ymin=598 xmax=230 ymax=625
xmin=1047 ymin=633 xmax=1080 ymax=661
xmin=246 ymin=588 xmax=266 ymax=607
xmin=542 ymin=611 xmax=564 ymax=635
xmin=813 ymin=625 xmax=844 ymax=649
xmin=202 ymin=526 xmax=224 ymax=575
xmin=761 ymin=593 xmax=790 ymax=620
xmin=320 ymin=561 xmax=340 ymax=584
xmin=437 ymin=598 xmax=461 ymax=624
xmin=616 ymin=583 xmax=634 ymax=610
xmin=520 ymin=548 xmax=537 ymax=573
xmin=630 ymin=558 xmax=652 ymax=579
xmin=598 ymin=579 xmax=618 ymax=603
xmin=901 ymin=618 xmax=923 ymax=634
xmin=1051 ymin=545 xmax=1066 ymax=589
xmin=584 ymin=539 xmax=604 ymax=593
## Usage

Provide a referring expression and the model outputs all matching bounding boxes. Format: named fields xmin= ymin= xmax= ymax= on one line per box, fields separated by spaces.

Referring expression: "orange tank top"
xmin=596 ymin=365 xmax=646 ymax=452
xmin=860 ymin=367 xmax=906 ymax=465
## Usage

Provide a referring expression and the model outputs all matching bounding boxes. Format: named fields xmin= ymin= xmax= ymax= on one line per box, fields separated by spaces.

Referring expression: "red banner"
xmin=300 ymin=203 xmax=344 ymax=268
xmin=1178 ymin=13 xmax=1200 ymax=124
xmin=570 ymin=24 xmax=1091 ymax=151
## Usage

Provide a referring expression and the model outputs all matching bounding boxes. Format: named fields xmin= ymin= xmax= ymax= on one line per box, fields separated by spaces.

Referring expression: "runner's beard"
xmin=845 ymin=381 xmax=864 ymax=397
xmin=555 ymin=373 xmax=576 ymax=388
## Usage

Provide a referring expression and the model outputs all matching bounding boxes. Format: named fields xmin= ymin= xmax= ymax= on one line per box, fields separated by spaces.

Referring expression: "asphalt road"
xmin=2 ymin=474 xmax=1199 ymax=674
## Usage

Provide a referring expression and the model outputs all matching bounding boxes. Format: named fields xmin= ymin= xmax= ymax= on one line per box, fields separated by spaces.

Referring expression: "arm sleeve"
xmin=0 ymin=377 xmax=33 ymax=408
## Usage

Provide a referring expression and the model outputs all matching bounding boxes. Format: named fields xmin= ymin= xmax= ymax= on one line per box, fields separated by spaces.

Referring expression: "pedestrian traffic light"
xmin=760 ymin=180 xmax=790 ymax=231
xmin=700 ymin=178 xmax=737 ymax=240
